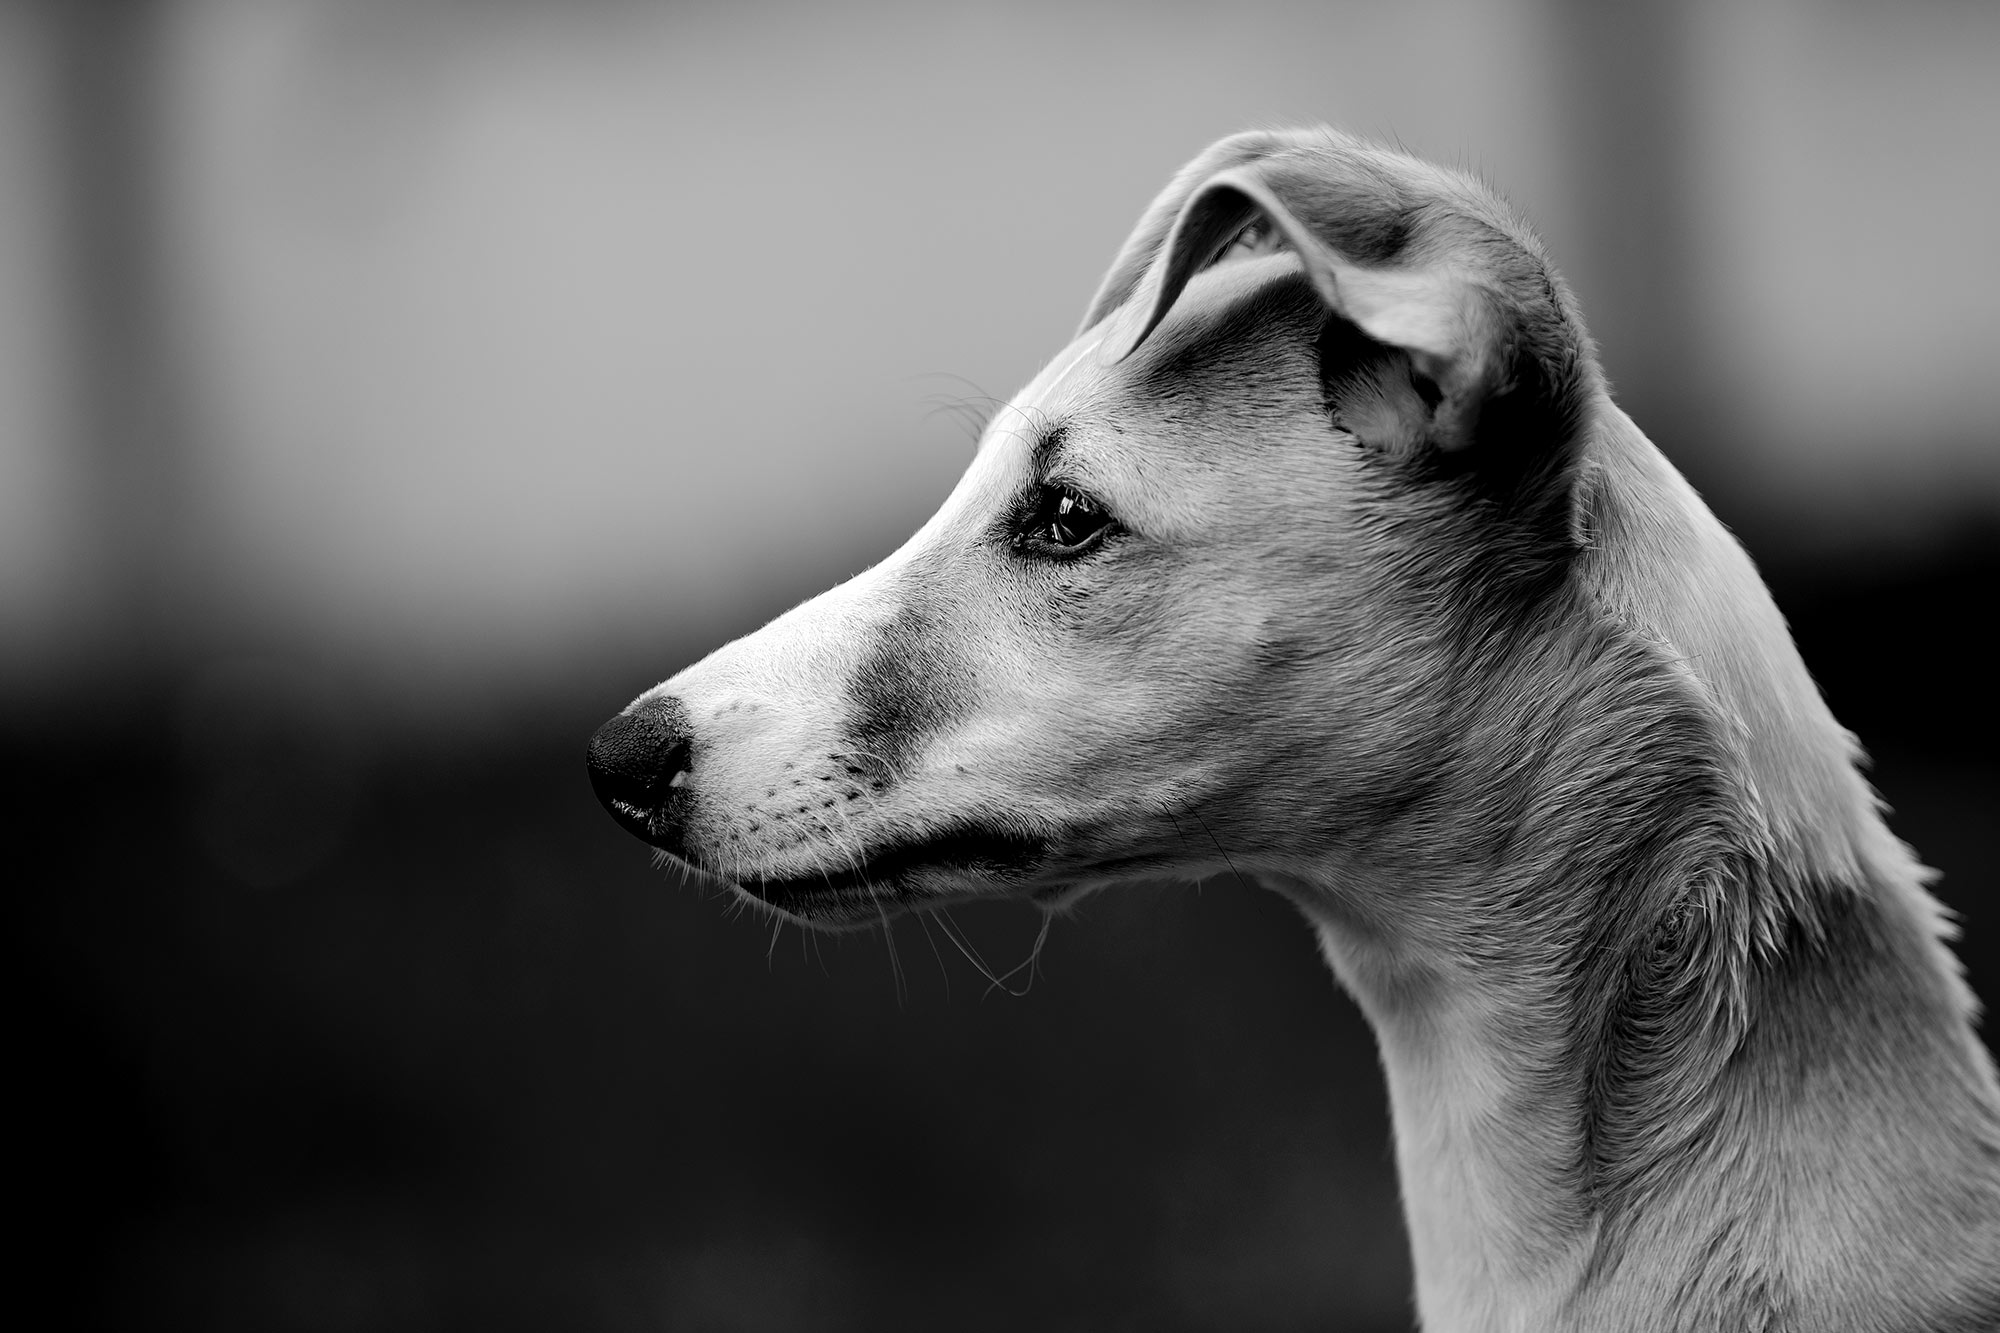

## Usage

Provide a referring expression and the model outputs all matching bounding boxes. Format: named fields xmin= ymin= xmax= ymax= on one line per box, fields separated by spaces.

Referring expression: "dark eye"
xmin=1015 ymin=483 xmax=1116 ymax=556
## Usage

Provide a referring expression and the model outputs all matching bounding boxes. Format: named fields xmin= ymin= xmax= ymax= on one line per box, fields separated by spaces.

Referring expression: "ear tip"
xmin=1099 ymin=317 xmax=1150 ymax=366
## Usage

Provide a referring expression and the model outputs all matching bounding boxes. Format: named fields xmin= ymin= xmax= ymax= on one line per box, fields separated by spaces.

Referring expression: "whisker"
xmin=989 ymin=907 xmax=1053 ymax=997
xmin=911 ymin=372 xmax=1004 ymax=452
xmin=875 ymin=892 xmax=907 ymax=1007
xmin=928 ymin=906 xmax=1007 ymax=995
xmin=1166 ymin=811 xmax=1213 ymax=893
xmin=1191 ymin=808 xmax=1247 ymax=887
xmin=913 ymin=909 xmax=954 ymax=998
xmin=921 ymin=394 xmax=1000 ymax=448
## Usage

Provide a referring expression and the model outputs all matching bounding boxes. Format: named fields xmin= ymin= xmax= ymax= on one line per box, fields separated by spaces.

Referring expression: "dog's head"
xmin=589 ymin=128 xmax=1603 ymax=926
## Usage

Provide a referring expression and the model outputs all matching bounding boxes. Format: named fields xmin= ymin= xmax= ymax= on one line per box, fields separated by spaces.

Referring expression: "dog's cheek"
xmin=1078 ymin=549 xmax=1341 ymax=775
xmin=1007 ymin=560 xmax=1246 ymax=787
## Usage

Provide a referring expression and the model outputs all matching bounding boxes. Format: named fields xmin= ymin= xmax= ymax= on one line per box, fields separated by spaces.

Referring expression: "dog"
xmin=588 ymin=129 xmax=2000 ymax=1331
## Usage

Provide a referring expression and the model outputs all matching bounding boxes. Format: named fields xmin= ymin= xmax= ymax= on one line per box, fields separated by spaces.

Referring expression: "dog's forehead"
xmin=1112 ymin=250 xmax=1316 ymax=377
xmin=993 ymin=252 xmax=1314 ymax=449
xmin=983 ymin=329 xmax=1119 ymax=449
xmin=909 ymin=254 xmax=1337 ymax=553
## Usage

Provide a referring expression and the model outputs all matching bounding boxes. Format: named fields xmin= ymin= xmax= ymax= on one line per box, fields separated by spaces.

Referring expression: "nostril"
xmin=586 ymin=695 xmax=692 ymax=842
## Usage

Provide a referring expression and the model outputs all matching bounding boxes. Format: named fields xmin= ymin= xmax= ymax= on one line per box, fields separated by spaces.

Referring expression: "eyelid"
xmin=1038 ymin=463 xmax=1097 ymax=494
xmin=1038 ymin=476 xmax=1107 ymax=515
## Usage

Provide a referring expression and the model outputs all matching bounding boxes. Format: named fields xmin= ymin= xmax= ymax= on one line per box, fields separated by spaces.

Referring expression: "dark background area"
xmin=8 ymin=2 xmax=1998 ymax=1330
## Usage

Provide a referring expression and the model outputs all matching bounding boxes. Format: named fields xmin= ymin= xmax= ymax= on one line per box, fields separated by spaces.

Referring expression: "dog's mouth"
xmin=724 ymin=826 xmax=1048 ymax=924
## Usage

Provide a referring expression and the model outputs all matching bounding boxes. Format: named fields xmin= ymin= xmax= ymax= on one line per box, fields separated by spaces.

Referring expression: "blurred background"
xmin=8 ymin=1 xmax=1996 ymax=1329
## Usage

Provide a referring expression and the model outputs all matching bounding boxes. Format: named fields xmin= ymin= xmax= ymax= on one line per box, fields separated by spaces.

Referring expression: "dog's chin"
xmin=687 ymin=827 xmax=1050 ymax=929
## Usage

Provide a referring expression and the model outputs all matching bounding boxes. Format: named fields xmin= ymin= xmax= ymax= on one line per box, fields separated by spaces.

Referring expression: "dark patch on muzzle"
xmin=842 ymin=570 xmax=975 ymax=772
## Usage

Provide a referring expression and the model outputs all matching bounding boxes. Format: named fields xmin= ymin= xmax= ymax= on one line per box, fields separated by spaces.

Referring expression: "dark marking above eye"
xmin=1027 ymin=425 xmax=1069 ymax=479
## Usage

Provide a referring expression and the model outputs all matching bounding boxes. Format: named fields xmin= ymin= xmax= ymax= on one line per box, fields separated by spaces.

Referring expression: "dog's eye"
xmin=1015 ymin=484 xmax=1116 ymax=557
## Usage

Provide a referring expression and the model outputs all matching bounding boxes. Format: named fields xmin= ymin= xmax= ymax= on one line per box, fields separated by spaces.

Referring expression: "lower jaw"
xmin=736 ymin=875 xmax=916 ymax=927
xmin=729 ymin=830 xmax=1049 ymax=925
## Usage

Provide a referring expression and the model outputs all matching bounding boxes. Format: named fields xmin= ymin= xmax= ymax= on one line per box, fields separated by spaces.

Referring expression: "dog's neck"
xmin=1281 ymin=410 xmax=2000 ymax=1332
xmin=1304 ymin=849 xmax=1998 ymax=1332
xmin=1293 ymin=680 xmax=2000 ymax=1332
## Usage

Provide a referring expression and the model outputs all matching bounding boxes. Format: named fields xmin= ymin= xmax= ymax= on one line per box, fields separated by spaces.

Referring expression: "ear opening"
xmin=1076 ymin=130 xmax=1298 ymax=339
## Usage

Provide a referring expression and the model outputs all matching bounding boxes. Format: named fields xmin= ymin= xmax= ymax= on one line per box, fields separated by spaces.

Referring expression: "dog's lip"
xmin=733 ymin=826 xmax=1048 ymax=918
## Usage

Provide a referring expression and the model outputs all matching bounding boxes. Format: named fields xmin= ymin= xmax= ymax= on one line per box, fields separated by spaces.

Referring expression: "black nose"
xmin=587 ymin=695 xmax=692 ymax=849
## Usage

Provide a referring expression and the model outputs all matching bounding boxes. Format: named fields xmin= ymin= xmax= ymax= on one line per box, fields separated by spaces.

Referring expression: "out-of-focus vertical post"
xmin=44 ymin=0 xmax=176 ymax=682
xmin=1546 ymin=0 xmax=1722 ymax=488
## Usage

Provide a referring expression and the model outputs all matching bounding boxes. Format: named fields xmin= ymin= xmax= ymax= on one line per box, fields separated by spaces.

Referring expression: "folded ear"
xmin=1077 ymin=130 xmax=1297 ymax=339
xmin=1097 ymin=146 xmax=1594 ymax=463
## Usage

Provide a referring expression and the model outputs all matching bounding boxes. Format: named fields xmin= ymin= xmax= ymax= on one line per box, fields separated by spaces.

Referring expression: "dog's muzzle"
xmin=586 ymin=695 xmax=692 ymax=852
